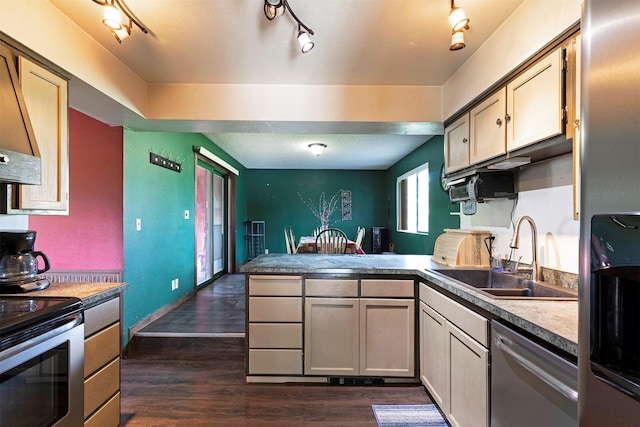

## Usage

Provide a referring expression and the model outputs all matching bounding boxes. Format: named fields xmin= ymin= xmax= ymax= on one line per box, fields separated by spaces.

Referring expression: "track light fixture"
xmin=92 ymin=0 xmax=148 ymax=43
xmin=263 ymin=0 xmax=315 ymax=53
xmin=448 ymin=0 xmax=470 ymax=32
xmin=308 ymin=143 xmax=326 ymax=156
xmin=450 ymin=30 xmax=465 ymax=51
xmin=448 ymin=0 xmax=470 ymax=50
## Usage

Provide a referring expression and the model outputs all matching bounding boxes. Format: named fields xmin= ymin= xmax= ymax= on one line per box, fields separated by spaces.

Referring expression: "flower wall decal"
xmin=298 ymin=190 xmax=344 ymax=230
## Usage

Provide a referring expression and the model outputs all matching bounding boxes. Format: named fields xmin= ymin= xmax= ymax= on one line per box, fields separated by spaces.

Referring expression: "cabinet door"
xmin=470 ymin=88 xmax=506 ymax=164
xmin=16 ymin=57 xmax=68 ymax=212
xmin=444 ymin=113 xmax=470 ymax=173
xmin=304 ymin=298 xmax=359 ymax=376
xmin=419 ymin=302 xmax=446 ymax=409
xmin=506 ymin=48 xmax=563 ymax=151
xmin=446 ymin=321 xmax=489 ymax=427
xmin=359 ymin=299 xmax=414 ymax=377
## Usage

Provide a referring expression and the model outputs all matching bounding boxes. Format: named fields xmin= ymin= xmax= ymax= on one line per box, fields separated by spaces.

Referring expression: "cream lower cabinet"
xmin=420 ymin=283 xmax=489 ymax=427
xmin=247 ymin=275 xmax=303 ymax=376
xmin=83 ymin=296 xmax=121 ymax=427
xmin=305 ymin=278 xmax=414 ymax=378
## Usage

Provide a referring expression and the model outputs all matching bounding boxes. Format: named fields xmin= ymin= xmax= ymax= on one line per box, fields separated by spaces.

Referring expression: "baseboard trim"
xmin=128 ymin=291 xmax=194 ymax=338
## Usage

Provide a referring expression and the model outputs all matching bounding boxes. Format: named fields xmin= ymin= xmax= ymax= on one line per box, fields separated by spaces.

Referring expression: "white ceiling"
xmin=48 ymin=0 xmax=526 ymax=169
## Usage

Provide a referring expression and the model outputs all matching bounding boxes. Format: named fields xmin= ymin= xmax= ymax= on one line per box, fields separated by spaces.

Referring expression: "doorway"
xmin=195 ymin=161 xmax=227 ymax=287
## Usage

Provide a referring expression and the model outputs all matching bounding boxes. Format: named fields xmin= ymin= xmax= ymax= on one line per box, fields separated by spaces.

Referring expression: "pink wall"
xmin=29 ymin=108 xmax=124 ymax=270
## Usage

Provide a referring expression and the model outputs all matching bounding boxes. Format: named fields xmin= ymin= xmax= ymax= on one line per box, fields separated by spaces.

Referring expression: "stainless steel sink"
xmin=432 ymin=269 xmax=578 ymax=300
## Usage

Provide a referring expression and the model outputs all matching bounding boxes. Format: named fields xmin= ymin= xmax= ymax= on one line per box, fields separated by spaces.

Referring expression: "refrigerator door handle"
xmin=496 ymin=335 xmax=579 ymax=403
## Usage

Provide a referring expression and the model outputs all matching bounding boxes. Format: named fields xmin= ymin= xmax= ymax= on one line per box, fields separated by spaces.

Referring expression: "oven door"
xmin=0 ymin=314 xmax=84 ymax=427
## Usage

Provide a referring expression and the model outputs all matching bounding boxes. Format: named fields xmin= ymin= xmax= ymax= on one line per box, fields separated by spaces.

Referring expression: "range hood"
xmin=0 ymin=43 xmax=41 ymax=185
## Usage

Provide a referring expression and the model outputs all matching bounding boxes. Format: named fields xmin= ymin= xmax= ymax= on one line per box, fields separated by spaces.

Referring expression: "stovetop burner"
xmin=0 ymin=278 xmax=50 ymax=293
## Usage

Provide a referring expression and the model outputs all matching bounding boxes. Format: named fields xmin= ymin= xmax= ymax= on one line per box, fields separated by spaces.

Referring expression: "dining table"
xmin=295 ymin=236 xmax=366 ymax=254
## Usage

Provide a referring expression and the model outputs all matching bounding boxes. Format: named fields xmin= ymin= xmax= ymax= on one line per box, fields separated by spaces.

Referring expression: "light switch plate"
xmin=184 ymin=210 xmax=189 ymax=219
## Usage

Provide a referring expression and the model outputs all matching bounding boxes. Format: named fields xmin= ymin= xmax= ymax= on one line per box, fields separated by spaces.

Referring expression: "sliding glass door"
xmin=195 ymin=161 xmax=226 ymax=286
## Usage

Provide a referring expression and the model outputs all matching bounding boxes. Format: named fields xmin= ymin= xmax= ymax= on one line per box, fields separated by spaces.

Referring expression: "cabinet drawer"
xmin=422 ymin=284 xmax=488 ymax=346
xmin=84 ymin=322 xmax=120 ymax=377
xmin=361 ymin=279 xmax=414 ymax=297
xmin=84 ymin=358 xmax=119 ymax=418
xmin=249 ymin=297 xmax=302 ymax=322
xmin=249 ymin=349 xmax=303 ymax=375
xmin=249 ymin=323 xmax=302 ymax=348
xmin=249 ymin=275 xmax=302 ymax=296
xmin=306 ymin=279 xmax=358 ymax=297
xmin=84 ymin=391 xmax=120 ymax=427
xmin=84 ymin=297 xmax=119 ymax=338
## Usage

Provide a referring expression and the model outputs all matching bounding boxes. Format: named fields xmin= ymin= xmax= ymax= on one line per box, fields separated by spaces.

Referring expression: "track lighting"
xmin=448 ymin=0 xmax=470 ymax=32
xmin=264 ymin=0 xmax=315 ymax=53
xmin=448 ymin=1 xmax=469 ymax=51
xmin=92 ymin=0 xmax=148 ymax=43
xmin=308 ymin=143 xmax=326 ymax=156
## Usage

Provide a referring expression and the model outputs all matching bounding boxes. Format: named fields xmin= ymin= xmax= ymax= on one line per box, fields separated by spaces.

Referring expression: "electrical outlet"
xmin=135 ymin=218 xmax=142 ymax=231
xmin=171 ymin=278 xmax=179 ymax=290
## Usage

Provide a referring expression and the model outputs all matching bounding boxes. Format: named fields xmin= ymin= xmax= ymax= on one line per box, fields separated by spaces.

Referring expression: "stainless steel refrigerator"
xmin=579 ymin=0 xmax=640 ymax=425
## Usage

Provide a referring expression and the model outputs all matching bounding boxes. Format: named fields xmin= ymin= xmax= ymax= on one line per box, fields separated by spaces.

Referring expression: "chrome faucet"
xmin=509 ymin=215 xmax=540 ymax=281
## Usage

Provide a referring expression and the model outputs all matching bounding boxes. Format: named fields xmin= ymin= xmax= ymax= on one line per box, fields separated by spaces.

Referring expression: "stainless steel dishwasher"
xmin=491 ymin=321 xmax=578 ymax=427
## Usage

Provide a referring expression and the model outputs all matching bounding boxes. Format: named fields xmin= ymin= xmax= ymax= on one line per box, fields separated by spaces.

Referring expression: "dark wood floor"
xmin=122 ymin=274 xmax=433 ymax=426
xmin=137 ymin=274 xmax=245 ymax=336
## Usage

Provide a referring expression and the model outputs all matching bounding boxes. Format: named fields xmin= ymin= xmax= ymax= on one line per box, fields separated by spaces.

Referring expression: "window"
xmin=397 ymin=163 xmax=429 ymax=234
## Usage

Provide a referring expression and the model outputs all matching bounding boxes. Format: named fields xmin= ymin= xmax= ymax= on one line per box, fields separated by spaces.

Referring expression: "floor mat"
xmin=372 ymin=404 xmax=448 ymax=427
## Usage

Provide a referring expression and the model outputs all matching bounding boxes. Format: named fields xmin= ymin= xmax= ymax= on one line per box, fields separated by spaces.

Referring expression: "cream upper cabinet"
xmin=445 ymin=45 xmax=567 ymax=176
xmin=12 ymin=56 xmax=69 ymax=213
xmin=506 ymin=48 xmax=564 ymax=151
xmin=469 ymin=88 xmax=507 ymax=165
xmin=444 ymin=113 xmax=470 ymax=173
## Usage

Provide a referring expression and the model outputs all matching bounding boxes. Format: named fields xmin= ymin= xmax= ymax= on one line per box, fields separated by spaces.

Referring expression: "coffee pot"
xmin=0 ymin=230 xmax=50 ymax=285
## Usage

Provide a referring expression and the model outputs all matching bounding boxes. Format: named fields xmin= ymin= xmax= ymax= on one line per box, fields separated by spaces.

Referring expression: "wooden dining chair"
xmin=284 ymin=227 xmax=293 ymax=254
xmin=354 ymin=227 xmax=365 ymax=250
xmin=287 ymin=226 xmax=297 ymax=253
xmin=315 ymin=228 xmax=348 ymax=254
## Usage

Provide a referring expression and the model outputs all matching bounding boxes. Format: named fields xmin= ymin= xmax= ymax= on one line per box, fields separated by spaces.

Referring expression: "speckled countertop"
xmin=241 ymin=254 xmax=578 ymax=357
xmin=7 ymin=282 xmax=128 ymax=307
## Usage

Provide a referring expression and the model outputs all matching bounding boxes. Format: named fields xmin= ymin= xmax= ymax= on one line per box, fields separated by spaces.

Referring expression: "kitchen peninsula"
xmin=241 ymin=254 xmax=578 ymax=379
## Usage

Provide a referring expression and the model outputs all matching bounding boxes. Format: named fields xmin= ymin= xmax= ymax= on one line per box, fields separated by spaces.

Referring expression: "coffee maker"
xmin=0 ymin=230 xmax=50 ymax=292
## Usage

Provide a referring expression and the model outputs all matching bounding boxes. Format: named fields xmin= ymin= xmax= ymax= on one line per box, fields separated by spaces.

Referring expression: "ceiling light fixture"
xmin=448 ymin=0 xmax=470 ymax=32
xmin=92 ymin=0 xmax=148 ymax=43
xmin=450 ymin=30 xmax=465 ymax=51
xmin=263 ymin=0 xmax=315 ymax=53
xmin=448 ymin=0 xmax=470 ymax=51
xmin=308 ymin=143 xmax=326 ymax=156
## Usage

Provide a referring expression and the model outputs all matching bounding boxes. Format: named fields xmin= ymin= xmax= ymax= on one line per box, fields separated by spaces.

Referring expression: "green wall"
xmin=246 ymin=169 xmax=387 ymax=254
xmin=122 ymin=130 xmax=246 ymax=346
xmin=385 ymin=136 xmax=459 ymax=254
